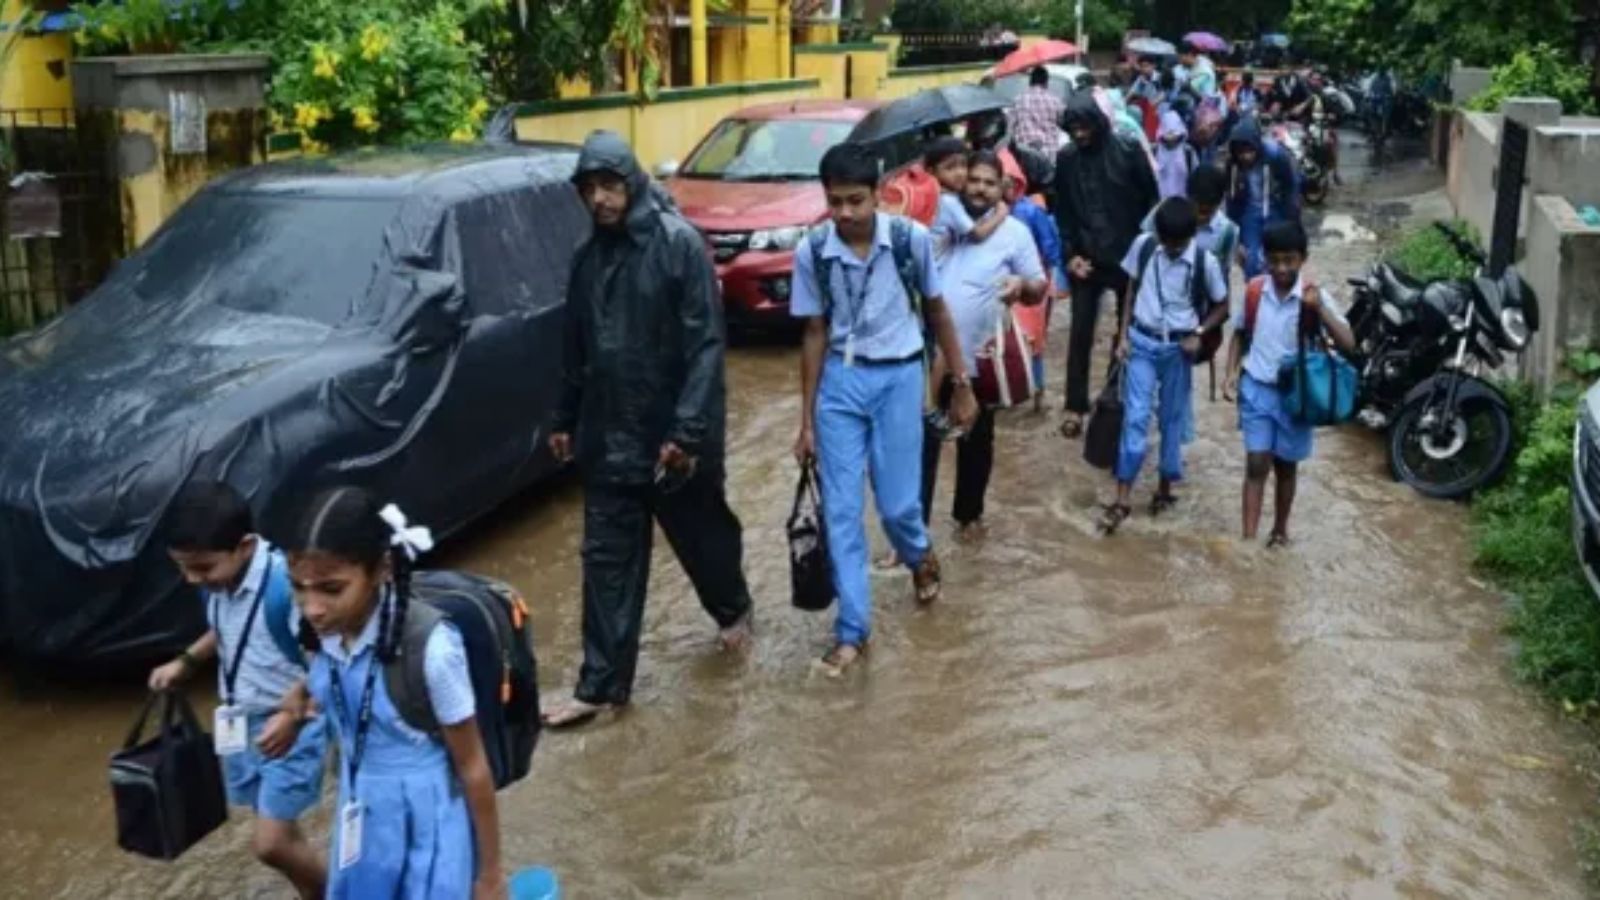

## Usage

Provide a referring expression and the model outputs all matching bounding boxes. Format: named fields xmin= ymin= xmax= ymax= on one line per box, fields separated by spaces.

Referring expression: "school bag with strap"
xmin=1240 ymin=276 xmax=1358 ymax=426
xmin=203 ymin=550 xmax=303 ymax=668
xmin=383 ymin=570 xmax=540 ymax=790
xmin=1134 ymin=236 xmax=1224 ymax=364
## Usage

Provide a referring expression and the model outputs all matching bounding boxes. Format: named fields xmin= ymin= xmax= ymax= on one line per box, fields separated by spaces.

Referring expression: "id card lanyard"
xmin=1150 ymin=252 xmax=1196 ymax=343
xmin=209 ymin=555 xmax=274 ymax=756
xmin=841 ymin=255 xmax=879 ymax=367
xmin=328 ymin=637 xmax=380 ymax=870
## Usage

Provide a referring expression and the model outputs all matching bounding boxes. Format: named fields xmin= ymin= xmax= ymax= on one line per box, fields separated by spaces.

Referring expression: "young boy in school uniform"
xmin=1222 ymin=220 xmax=1357 ymax=546
xmin=147 ymin=479 xmax=327 ymax=898
xmin=1101 ymin=197 xmax=1229 ymax=533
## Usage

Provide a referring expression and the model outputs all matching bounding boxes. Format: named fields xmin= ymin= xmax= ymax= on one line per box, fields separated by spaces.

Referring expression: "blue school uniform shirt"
xmin=1232 ymin=274 xmax=1348 ymax=383
xmin=206 ymin=537 xmax=302 ymax=715
xmin=930 ymin=191 xmax=977 ymax=261
xmin=1120 ymin=234 xmax=1228 ymax=335
xmin=1011 ymin=196 xmax=1063 ymax=272
xmin=790 ymin=212 xmax=941 ymax=363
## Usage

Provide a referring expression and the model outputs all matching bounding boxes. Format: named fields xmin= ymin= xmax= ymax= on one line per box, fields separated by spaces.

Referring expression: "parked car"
xmin=661 ymin=100 xmax=876 ymax=328
xmin=0 ymin=143 xmax=590 ymax=665
xmin=1572 ymin=382 xmax=1600 ymax=597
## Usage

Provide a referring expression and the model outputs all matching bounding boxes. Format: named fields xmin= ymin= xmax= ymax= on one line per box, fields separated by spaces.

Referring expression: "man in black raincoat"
xmin=544 ymin=131 xmax=754 ymax=728
xmin=1053 ymin=92 xmax=1160 ymax=438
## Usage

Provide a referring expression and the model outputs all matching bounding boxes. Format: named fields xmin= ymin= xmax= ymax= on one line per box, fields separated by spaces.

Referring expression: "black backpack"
xmin=1133 ymin=236 xmax=1224 ymax=364
xmin=383 ymin=570 xmax=540 ymax=790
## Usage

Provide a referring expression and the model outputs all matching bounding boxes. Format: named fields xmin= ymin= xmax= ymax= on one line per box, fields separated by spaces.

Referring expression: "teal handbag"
xmin=1279 ymin=338 xmax=1359 ymax=426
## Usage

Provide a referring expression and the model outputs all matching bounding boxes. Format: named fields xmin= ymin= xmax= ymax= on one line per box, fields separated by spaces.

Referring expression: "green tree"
xmin=1287 ymin=0 xmax=1577 ymax=75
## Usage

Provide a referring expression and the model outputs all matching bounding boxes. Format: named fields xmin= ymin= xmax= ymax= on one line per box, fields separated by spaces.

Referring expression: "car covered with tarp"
xmin=0 ymin=143 xmax=590 ymax=665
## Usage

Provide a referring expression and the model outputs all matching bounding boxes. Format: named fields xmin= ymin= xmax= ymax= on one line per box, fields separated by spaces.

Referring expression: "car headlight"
xmin=749 ymin=226 xmax=806 ymax=252
xmin=1500 ymin=307 xmax=1529 ymax=350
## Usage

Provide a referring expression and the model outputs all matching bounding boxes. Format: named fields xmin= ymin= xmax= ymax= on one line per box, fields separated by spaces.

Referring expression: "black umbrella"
xmin=847 ymin=84 xmax=1008 ymax=144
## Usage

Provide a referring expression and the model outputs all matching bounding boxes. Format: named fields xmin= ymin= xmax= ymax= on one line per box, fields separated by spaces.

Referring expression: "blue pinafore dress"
xmin=310 ymin=637 xmax=476 ymax=899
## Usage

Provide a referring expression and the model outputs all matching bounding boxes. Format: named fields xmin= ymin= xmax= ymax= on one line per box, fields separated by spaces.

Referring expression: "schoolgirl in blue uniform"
xmin=280 ymin=486 xmax=505 ymax=899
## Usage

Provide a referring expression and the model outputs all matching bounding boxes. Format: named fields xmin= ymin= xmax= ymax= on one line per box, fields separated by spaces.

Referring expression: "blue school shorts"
xmin=1239 ymin=373 xmax=1313 ymax=463
xmin=222 ymin=711 xmax=327 ymax=821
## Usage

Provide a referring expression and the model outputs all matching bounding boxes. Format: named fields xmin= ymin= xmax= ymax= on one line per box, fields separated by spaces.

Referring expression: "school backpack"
xmin=1241 ymin=274 xmax=1320 ymax=340
xmin=1240 ymin=276 xmax=1356 ymax=426
xmin=1133 ymin=236 xmax=1224 ymax=364
xmin=204 ymin=549 xmax=303 ymax=668
xmin=383 ymin=570 xmax=540 ymax=791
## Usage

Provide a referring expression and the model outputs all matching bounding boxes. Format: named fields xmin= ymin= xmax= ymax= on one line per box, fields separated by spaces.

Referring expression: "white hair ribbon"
xmin=378 ymin=503 xmax=435 ymax=560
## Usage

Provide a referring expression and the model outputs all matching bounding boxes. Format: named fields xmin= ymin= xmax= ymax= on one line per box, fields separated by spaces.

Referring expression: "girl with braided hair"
xmin=281 ymin=486 xmax=505 ymax=899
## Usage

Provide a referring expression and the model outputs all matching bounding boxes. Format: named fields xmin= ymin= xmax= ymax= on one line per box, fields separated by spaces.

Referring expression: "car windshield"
xmin=119 ymin=191 xmax=401 ymax=325
xmin=681 ymin=118 xmax=854 ymax=181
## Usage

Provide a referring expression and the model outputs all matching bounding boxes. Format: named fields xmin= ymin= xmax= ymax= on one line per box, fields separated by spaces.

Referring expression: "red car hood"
xmin=666 ymin=177 xmax=824 ymax=232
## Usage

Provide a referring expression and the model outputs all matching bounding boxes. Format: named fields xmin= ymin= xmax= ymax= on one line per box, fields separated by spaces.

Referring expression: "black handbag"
xmin=109 ymin=691 xmax=228 ymax=860
xmin=787 ymin=462 xmax=835 ymax=612
xmin=1083 ymin=362 xmax=1125 ymax=471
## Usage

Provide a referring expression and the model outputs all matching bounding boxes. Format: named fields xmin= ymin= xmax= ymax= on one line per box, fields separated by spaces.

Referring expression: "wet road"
xmin=1 ymin=141 xmax=1594 ymax=898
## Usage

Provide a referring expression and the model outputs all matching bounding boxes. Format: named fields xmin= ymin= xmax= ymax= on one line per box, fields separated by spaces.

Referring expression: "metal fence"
xmin=895 ymin=32 xmax=1018 ymax=68
xmin=0 ymin=107 xmax=121 ymax=337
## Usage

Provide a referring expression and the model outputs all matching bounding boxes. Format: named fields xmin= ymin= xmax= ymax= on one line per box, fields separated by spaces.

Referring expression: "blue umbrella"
xmin=1261 ymin=33 xmax=1291 ymax=48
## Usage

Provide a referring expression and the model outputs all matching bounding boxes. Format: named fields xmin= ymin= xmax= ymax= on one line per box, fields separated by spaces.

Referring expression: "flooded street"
xmin=2 ymin=141 xmax=1596 ymax=898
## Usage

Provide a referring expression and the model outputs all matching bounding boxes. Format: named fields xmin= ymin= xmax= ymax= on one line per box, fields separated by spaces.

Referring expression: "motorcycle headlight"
xmin=749 ymin=226 xmax=806 ymax=252
xmin=1500 ymin=307 xmax=1529 ymax=350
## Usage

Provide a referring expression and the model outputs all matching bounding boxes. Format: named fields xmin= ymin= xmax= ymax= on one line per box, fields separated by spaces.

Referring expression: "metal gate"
xmin=0 ymin=107 xmax=121 ymax=336
xmin=1488 ymin=116 xmax=1528 ymax=279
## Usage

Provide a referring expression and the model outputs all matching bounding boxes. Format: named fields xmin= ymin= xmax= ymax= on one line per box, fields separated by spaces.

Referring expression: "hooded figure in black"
xmin=545 ymin=131 xmax=753 ymax=727
xmin=1052 ymin=92 xmax=1160 ymax=432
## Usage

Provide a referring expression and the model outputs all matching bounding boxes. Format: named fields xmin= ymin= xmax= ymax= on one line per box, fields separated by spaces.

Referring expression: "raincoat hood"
xmin=1228 ymin=116 xmax=1265 ymax=155
xmin=573 ymin=130 xmax=659 ymax=240
xmin=1061 ymin=92 xmax=1109 ymax=144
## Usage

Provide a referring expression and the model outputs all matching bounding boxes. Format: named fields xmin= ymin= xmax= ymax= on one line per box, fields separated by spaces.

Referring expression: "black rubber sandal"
xmin=1149 ymin=493 xmax=1179 ymax=516
xmin=1098 ymin=503 xmax=1132 ymax=535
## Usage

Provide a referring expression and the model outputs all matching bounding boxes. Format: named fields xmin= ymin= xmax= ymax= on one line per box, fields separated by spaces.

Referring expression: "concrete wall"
xmin=1449 ymin=62 xmax=1492 ymax=106
xmin=793 ymin=43 xmax=890 ymax=100
xmin=1523 ymin=195 xmax=1600 ymax=388
xmin=513 ymin=78 xmax=823 ymax=171
xmin=1529 ymin=123 xmax=1600 ymax=210
xmin=877 ymin=62 xmax=993 ymax=100
xmin=0 ymin=29 xmax=73 ymax=109
xmin=1447 ymin=110 xmax=1500 ymax=244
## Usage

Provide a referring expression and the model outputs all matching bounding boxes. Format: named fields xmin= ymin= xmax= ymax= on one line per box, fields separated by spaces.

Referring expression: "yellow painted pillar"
xmin=690 ymin=0 xmax=708 ymax=87
xmin=745 ymin=0 xmax=779 ymax=80
xmin=776 ymin=0 xmax=792 ymax=79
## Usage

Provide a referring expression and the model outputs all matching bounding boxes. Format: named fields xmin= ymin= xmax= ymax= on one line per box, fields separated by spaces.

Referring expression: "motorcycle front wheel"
xmin=1387 ymin=394 xmax=1513 ymax=499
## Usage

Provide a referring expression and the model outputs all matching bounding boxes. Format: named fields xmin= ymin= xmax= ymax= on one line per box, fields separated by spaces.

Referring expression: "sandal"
xmin=1266 ymin=532 xmax=1291 ymax=549
xmin=1148 ymin=493 xmax=1179 ymax=516
xmin=1058 ymin=415 xmax=1084 ymax=440
xmin=913 ymin=551 xmax=943 ymax=605
xmin=1097 ymin=503 xmax=1132 ymax=535
xmin=541 ymin=698 xmax=612 ymax=730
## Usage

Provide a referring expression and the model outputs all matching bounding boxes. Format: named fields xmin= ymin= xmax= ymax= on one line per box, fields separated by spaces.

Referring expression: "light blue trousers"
xmin=1116 ymin=327 xmax=1192 ymax=485
xmin=815 ymin=355 xmax=930 ymax=646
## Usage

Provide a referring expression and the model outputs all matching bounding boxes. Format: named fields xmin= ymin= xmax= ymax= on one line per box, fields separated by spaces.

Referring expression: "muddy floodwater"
xmin=1 ymin=146 xmax=1594 ymax=898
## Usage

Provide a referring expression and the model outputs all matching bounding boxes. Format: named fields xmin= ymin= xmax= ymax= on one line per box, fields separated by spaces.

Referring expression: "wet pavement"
xmin=1 ymin=137 xmax=1595 ymax=898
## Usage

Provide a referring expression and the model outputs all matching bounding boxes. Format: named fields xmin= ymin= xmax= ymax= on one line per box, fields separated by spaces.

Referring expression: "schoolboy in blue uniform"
xmin=149 ymin=479 xmax=327 ymax=898
xmin=1222 ymin=220 xmax=1357 ymax=546
xmin=1103 ymin=197 xmax=1229 ymax=532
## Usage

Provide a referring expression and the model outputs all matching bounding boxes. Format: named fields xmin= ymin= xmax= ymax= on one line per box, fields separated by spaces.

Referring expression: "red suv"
xmin=664 ymin=100 xmax=876 ymax=328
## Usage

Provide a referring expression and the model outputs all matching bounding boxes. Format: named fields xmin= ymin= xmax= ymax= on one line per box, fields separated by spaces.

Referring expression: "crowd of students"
xmin=129 ymin=57 xmax=1357 ymax=888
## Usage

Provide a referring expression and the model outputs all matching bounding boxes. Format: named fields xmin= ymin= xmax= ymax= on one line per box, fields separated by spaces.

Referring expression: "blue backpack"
xmin=807 ymin=216 xmax=926 ymax=348
xmin=205 ymin=550 xmax=303 ymax=668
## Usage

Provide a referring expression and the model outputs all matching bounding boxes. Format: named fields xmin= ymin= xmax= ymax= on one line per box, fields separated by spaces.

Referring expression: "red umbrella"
xmin=991 ymin=39 xmax=1080 ymax=79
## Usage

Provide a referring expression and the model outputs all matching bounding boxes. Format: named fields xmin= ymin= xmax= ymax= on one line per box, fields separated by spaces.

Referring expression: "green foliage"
xmin=1571 ymin=350 xmax=1600 ymax=380
xmin=890 ymin=0 xmax=1128 ymax=48
xmin=1288 ymin=0 xmax=1579 ymax=78
xmin=1474 ymin=390 xmax=1600 ymax=705
xmin=1383 ymin=219 xmax=1479 ymax=282
xmin=72 ymin=0 xmax=492 ymax=148
xmin=1466 ymin=44 xmax=1598 ymax=116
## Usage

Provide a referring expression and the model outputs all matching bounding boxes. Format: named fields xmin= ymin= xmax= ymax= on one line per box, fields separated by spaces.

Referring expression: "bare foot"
xmin=957 ymin=520 xmax=987 ymax=543
xmin=817 ymin=643 xmax=862 ymax=677
xmin=873 ymin=550 xmax=902 ymax=571
xmin=541 ymin=697 xmax=612 ymax=730
xmin=718 ymin=610 xmax=754 ymax=653
xmin=1266 ymin=531 xmax=1291 ymax=549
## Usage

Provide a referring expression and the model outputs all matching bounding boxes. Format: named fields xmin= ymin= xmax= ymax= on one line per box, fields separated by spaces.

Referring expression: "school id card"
xmin=213 ymin=705 xmax=248 ymax=756
xmin=339 ymin=801 xmax=364 ymax=870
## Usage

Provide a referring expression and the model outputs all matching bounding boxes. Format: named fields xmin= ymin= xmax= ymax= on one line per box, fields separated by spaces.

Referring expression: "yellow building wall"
xmin=743 ymin=0 xmax=782 ymax=81
xmin=878 ymin=62 xmax=993 ymax=101
xmin=114 ymin=107 xmax=266 ymax=250
xmin=849 ymin=46 xmax=889 ymax=100
xmin=0 ymin=21 xmax=73 ymax=110
xmin=514 ymin=78 xmax=823 ymax=171
xmin=792 ymin=52 xmax=846 ymax=100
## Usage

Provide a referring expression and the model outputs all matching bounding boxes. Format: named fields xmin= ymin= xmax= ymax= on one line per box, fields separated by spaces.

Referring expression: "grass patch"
xmin=1385 ymin=219 xmax=1480 ymax=282
xmin=1472 ymin=384 xmax=1600 ymax=887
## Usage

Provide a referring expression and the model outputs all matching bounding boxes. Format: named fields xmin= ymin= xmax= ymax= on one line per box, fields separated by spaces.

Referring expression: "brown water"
xmin=1 ymin=156 xmax=1592 ymax=899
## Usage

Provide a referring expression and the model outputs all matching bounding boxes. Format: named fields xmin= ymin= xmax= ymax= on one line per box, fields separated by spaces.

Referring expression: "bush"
xmin=1473 ymin=388 xmax=1600 ymax=704
xmin=72 ymin=0 xmax=491 ymax=149
xmin=1466 ymin=44 xmax=1598 ymax=116
xmin=1384 ymin=219 xmax=1479 ymax=282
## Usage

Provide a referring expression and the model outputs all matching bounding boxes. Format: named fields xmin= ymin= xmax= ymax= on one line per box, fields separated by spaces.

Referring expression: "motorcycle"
xmin=1344 ymin=223 xmax=1539 ymax=499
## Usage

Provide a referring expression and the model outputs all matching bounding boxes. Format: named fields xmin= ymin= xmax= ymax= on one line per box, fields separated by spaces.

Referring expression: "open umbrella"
xmin=1126 ymin=36 xmax=1176 ymax=57
xmin=1183 ymin=31 xmax=1229 ymax=52
xmin=1260 ymin=33 xmax=1291 ymax=48
xmin=991 ymin=38 xmax=1080 ymax=79
xmin=846 ymin=84 xmax=1008 ymax=144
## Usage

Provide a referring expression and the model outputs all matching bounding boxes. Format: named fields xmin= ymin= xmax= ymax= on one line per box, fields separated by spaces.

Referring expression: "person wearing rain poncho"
xmin=1223 ymin=115 xmax=1300 ymax=280
xmin=544 ymin=131 xmax=755 ymax=729
xmin=1153 ymin=111 xmax=1198 ymax=201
